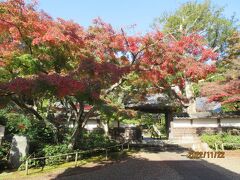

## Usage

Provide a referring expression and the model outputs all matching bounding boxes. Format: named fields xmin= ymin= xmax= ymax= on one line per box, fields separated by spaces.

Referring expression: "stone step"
xmin=188 ymin=143 xmax=211 ymax=151
xmin=169 ymin=135 xmax=200 ymax=138
xmin=169 ymin=137 xmax=201 ymax=141
xmin=170 ymin=127 xmax=222 ymax=135
xmin=169 ymin=136 xmax=202 ymax=145
xmin=169 ymin=135 xmax=201 ymax=140
xmin=171 ymin=131 xmax=201 ymax=134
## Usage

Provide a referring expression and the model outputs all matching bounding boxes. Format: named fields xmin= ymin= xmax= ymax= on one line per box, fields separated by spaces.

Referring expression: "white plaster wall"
xmin=173 ymin=118 xmax=219 ymax=128
xmin=192 ymin=118 xmax=218 ymax=127
xmin=173 ymin=119 xmax=191 ymax=128
xmin=0 ymin=125 xmax=5 ymax=136
xmin=221 ymin=118 xmax=240 ymax=127
xmin=85 ymin=120 xmax=99 ymax=131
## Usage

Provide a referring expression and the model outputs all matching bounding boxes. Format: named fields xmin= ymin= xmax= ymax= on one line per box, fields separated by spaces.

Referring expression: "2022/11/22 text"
xmin=187 ymin=151 xmax=225 ymax=159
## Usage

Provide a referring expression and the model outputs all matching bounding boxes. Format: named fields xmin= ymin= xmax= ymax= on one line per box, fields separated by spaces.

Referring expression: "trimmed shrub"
xmin=41 ymin=144 xmax=71 ymax=165
xmin=201 ymin=133 xmax=240 ymax=150
xmin=79 ymin=128 xmax=117 ymax=150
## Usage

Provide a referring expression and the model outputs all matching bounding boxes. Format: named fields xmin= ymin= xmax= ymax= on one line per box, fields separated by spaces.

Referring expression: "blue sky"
xmin=37 ymin=0 xmax=239 ymax=34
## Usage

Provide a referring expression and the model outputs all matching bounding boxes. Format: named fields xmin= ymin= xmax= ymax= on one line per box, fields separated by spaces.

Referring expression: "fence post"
xmin=75 ymin=152 xmax=78 ymax=167
xmin=127 ymin=142 xmax=129 ymax=150
xmin=215 ymin=143 xmax=218 ymax=151
xmin=221 ymin=144 xmax=224 ymax=151
xmin=25 ymin=159 xmax=29 ymax=175
xmin=121 ymin=144 xmax=124 ymax=151
xmin=34 ymin=154 xmax=36 ymax=166
xmin=105 ymin=149 xmax=108 ymax=160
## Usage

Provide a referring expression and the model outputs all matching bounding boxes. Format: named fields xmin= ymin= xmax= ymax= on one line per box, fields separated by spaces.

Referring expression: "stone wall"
xmin=169 ymin=117 xmax=240 ymax=141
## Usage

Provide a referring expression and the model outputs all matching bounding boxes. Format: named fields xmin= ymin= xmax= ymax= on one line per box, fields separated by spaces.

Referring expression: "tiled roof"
xmin=124 ymin=93 xmax=179 ymax=113
xmin=174 ymin=111 xmax=240 ymax=119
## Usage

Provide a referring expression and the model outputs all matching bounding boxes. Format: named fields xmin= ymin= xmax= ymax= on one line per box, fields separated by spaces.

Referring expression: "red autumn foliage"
xmin=0 ymin=0 xmax=130 ymax=100
xmin=0 ymin=0 xmax=218 ymax=105
xmin=136 ymin=33 xmax=217 ymax=93
xmin=37 ymin=74 xmax=86 ymax=98
xmin=18 ymin=123 xmax=26 ymax=130
xmin=201 ymin=80 xmax=240 ymax=104
xmin=4 ymin=77 xmax=34 ymax=95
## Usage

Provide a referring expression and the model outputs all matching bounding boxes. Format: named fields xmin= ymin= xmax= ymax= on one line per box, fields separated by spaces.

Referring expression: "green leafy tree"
xmin=153 ymin=0 xmax=237 ymax=55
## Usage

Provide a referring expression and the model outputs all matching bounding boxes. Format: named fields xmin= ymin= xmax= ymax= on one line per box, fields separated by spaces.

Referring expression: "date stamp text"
xmin=187 ymin=151 xmax=225 ymax=159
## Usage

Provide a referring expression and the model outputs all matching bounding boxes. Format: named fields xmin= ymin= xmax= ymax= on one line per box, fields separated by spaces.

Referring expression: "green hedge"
xmin=201 ymin=133 xmax=240 ymax=150
xmin=78 ymin=129 xmax=117 ymax=150
xmin=33 ymin=129 xmax=118 ymax=166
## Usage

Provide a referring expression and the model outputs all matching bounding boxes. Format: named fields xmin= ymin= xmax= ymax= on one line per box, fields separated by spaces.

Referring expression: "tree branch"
xmin=11 ymin=96 xmax=58 ymax=144
xmin=82 ymin=106 xmax=97 ymax=128
xmin=11 ymin=96 xmax=45 ymax=121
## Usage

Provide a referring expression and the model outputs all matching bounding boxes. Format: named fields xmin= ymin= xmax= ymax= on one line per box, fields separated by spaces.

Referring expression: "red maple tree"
xmin=0 ymin=0 xmax=219 ymax=148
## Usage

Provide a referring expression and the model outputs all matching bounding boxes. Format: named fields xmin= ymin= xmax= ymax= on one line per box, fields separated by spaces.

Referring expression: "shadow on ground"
xmin=130 ymin=143 xmax=189 ymax=154
xmin=51 ymin=147 xmax=240 ymax=180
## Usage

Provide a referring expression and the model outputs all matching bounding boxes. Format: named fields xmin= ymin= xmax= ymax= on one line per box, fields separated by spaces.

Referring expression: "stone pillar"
xmin=0 ymin=125 xmax=5 ymax=145
xmin=9 ymin=135 xmax=29 ymax=169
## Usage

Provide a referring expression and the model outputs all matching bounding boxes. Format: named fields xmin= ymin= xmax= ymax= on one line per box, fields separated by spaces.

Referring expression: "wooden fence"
xmin=25 ymin=142 xmax=130 ymax=175
xmin=214 ymin=142 xmax=240 ymax=151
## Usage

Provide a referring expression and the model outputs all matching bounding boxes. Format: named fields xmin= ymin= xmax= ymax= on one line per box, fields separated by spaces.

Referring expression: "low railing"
xmin=214 ymin=142 xmax=240 ymax=151
xmin=25 ymin=141 xmax=130 ymax=175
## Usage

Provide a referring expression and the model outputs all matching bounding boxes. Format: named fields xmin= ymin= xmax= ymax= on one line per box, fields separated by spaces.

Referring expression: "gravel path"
xmin=49 ymin=150 xmax=240 ymax=180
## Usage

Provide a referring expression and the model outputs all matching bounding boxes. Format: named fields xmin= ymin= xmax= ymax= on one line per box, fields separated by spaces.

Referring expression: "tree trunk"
xmin=68 ymin=123 xmax=84 ymax=150
xmin=68 ymin=104 xmax=96 ymax=150
xmin=101 ymin=120 xmax=109 ymax=136
xmin=165 ymin=111 xmax=173 ymax=139
xmin=185 ymin=81 xmax=197 ymax=116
